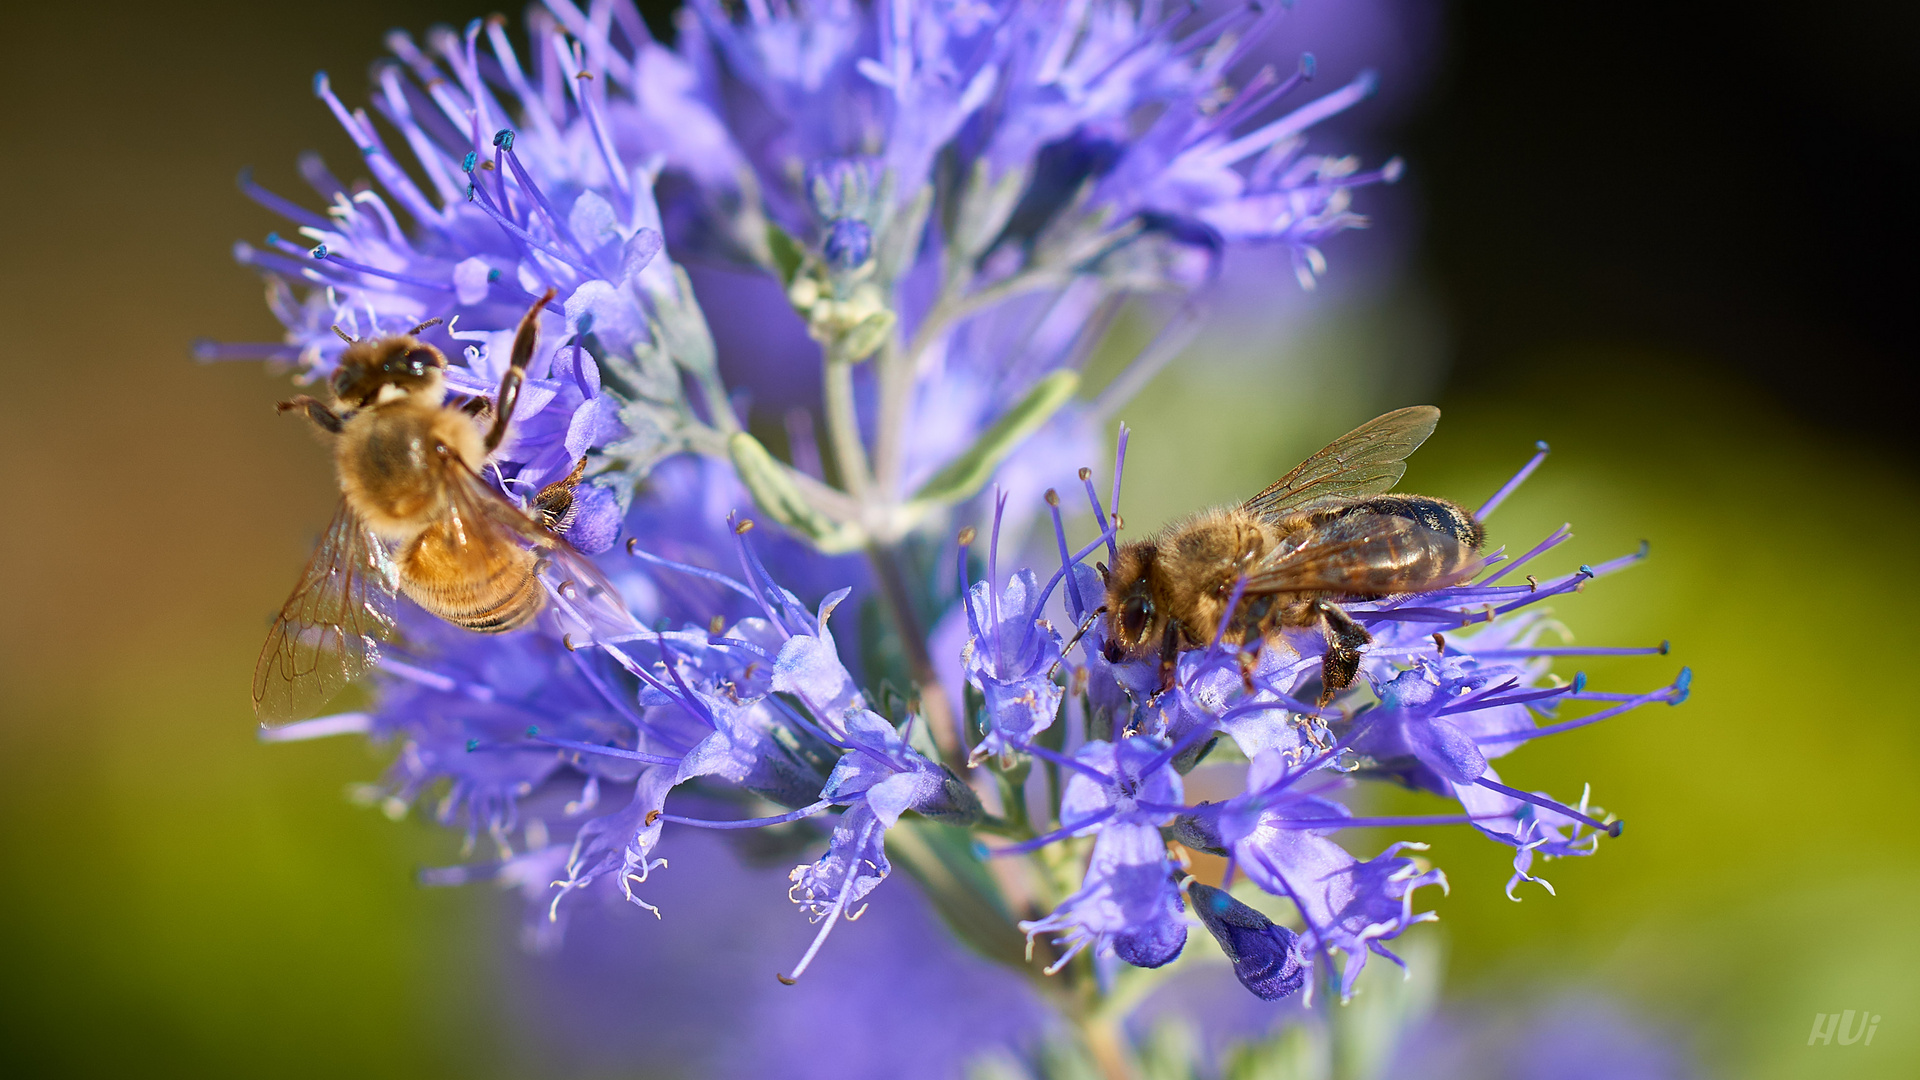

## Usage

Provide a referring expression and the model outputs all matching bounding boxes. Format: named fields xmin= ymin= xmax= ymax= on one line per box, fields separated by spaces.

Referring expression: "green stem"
xmin=872 ymin=338 xmax=912 ymax=494
xmin=822 ymin=357 xmax=872 ymax=498
xmin=865 ymin=541 xmax=966 ymax=775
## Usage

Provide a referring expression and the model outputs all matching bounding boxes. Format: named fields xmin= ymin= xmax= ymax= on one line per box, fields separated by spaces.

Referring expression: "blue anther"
xmin=526 ymin=725 xmax=540 ymax=737
xmin=1535 ymin=440 xmax=1550 ymax=451
xmin=1578 ymin=564 xmax=1594 ymax=576
xmin=1299 ymin=53 xmax=1315 ymax=79
xmin=310 ymin=244 xmax=329 ymax=259
xmin=1658 ymin=639 xmax=1671 ymax=655
xmin=492 ymin=128 xmax=516 ymax=149
xmin=461 ymin=151 xmax=478 ymax=173
xmin=1670 ymin=667 xmax=1693 ymax=705
xmin=265 ymin=232 xmax=280 ymax=245
xmin=312 ymin=71 xmax=330 ymax=97
xmin=1572 ymin=671 xmax=1587 ymax=692
xmin=466 ymin=738 xmax=480 ymax=752
xmin=486 ymin=268 xmax=500 ymax=282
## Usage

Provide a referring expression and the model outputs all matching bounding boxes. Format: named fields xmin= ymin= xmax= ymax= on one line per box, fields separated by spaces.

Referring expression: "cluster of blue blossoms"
xmin=214 ymin=0 xmax=1686 ymax=1046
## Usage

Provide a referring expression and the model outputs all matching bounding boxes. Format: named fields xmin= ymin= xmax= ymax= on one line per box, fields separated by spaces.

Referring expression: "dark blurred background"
xmin=1 ymin=1 xmax=1914 ymax=1077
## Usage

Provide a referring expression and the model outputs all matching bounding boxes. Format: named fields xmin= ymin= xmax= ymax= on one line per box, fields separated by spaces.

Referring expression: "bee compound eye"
xmin=1120 ymin=595 xmax=1152 ymax=639
xmin=403 ymin=347 xmax=440 ymax=374
xmin=330 ymin=366 xmax=354 ymax=396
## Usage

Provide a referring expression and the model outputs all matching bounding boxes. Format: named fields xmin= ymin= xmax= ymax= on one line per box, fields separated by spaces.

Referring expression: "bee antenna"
xmin=331 ymin=324 xmax=357 ymax=344
xmin=1046 ymin=607 xmax=1108 ymax=681
xmin=406 ymin=316 xmax=444 ymax=336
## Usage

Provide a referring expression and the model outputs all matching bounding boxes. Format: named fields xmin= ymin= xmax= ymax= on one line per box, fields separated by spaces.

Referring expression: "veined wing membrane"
xmin=1243 ymin=406 xmax=1441 ymax=519
xmin=253 ymin=499 xmax=398 ymax=723
xmin=1243 ymin=512 xmax=1478 ymax=596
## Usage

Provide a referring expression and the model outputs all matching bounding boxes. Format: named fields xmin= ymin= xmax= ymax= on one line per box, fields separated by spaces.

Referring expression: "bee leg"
xmin=483 ymin=288 xmax=559 ymax=454
xmin=1313 ymin=600 xmax=1371 ymax=707
xmin=532 ymin=456 xmax=590 ymax=533
xmin=276 ymin=395 xmax=343 ymax=434
xmin=1237 ymin=647 xmax=1259 ymax=695
xmin=1157 ymin=618 xmax=1184 ymax=694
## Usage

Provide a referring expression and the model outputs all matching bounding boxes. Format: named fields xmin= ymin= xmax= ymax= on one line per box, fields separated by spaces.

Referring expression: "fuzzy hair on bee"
xmin=253 ymin=290 xmax=619 ymax=724
xmin=1101 ymin=407 xmax=1485 ymax=704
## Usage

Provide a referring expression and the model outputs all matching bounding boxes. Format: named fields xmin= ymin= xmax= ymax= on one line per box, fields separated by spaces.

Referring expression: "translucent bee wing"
xmin=1242 ymin=406 xmax=1441 ymax=519
xmin=1242 ymin=511 xmax=1479 ymax=596
xmin=445 ymin=459 xmax=640 ymax=639
xmin=253 ymin=498 xmax=399 ymax=724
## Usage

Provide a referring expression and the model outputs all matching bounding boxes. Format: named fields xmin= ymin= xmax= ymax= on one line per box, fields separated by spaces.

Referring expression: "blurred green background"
xmin=1 ymin=1 xmax=1913 ymax=1077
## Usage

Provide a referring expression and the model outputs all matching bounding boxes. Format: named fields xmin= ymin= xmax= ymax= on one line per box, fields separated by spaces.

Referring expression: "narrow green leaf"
xmin=766 ymin=222 xmax=805 ymax=287
xmin=911 ymin=370 xmax=1080 ymax=506
xmin=727 ymin=431 xmax=864 ymax=551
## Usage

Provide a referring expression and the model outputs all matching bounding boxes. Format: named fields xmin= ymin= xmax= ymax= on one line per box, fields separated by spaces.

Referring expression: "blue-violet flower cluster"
xmin=215 ymin=0 xmax=1687 ymax=1071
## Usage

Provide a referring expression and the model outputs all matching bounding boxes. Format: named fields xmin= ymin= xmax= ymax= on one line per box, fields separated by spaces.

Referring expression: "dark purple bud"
xmin=1188 ymin=882 xmax=1307 ymax=1001
xmin=915 ymin=767 xmax=985 ymax=826
xmin=1170 ymin=805 xmax=1228 ymax=856
xmin=823 ymin=217 xmax=872 ymax=270
xmin=1137 ymin=211 xmax=1226 ymax=277
xmin=999 ymin=131 xmax=1125 ymax=248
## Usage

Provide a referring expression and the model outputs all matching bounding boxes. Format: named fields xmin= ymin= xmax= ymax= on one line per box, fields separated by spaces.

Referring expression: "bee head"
xmin=1103 ymin=541 xmax=1159 ymax=661
xmin=329 ymin=336 xmax=448 ymax=410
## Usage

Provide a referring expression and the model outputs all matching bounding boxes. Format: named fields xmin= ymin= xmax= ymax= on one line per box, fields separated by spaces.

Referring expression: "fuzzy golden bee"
xmin=1101 ymin=406 xmax=1485 ymax=704
xmin=253 ymin=290 xmax=607 ymax=723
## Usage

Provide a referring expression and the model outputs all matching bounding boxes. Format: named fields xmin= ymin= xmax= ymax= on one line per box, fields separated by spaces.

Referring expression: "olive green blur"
xmin=0 ymin=2 xmax=1912 ymax=1078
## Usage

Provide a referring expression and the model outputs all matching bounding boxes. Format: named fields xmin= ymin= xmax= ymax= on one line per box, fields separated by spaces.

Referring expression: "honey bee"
xmin=254 ymin=289 xmax=617 ymax=723
xmin=1101 ymin=406 xmax=1485 ymax=705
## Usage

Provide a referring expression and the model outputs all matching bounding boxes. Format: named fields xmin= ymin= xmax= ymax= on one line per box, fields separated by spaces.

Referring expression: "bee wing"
xmin=253 ymin=499 xmax=399 ymax=724
xmin=1242 ymin=406 xmax=1441 ymax=519
xmin=1243 ymin=511 xmax=1479 ymax=596
xmin=444 ymin=459 xmax=640 ymax=638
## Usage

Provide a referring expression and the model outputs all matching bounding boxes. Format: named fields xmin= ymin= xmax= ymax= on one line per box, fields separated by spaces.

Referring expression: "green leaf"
xmin=836 ymin=308 xmax=897 ymax=364
xmin=911 ymin=369 xmax=1080 ymax=507
xmin=766 ymin=222 xmax=805 ymax=287
xmin=726 ymin=431 xmax=865 ymax=552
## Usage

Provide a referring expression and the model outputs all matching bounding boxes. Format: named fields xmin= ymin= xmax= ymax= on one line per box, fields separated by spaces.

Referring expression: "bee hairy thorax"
xmin=334 ymin=399 xmax=486 ymax=542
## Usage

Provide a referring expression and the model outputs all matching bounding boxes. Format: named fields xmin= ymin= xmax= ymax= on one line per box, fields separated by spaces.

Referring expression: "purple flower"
xmin=962 ymin=566 xmax=1066 ymax=763
xmin=790 ymin=708 xmax=977 ymax=981
xmin=1017 ymin=737 xmax=1188 ymax=970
